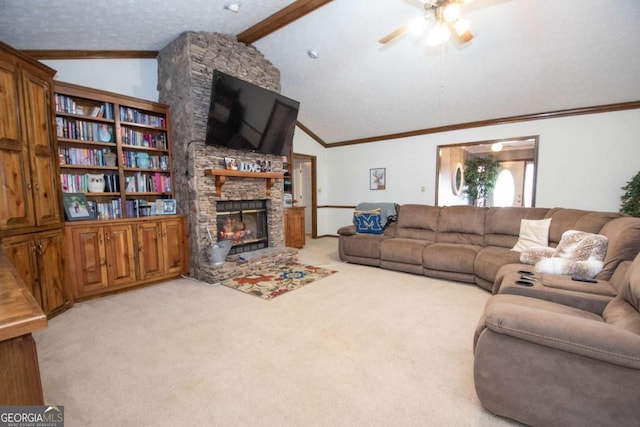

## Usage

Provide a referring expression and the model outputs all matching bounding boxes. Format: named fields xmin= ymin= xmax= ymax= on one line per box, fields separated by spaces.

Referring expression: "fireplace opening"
xmin=216 ymin=200 xmax=268 ymax=255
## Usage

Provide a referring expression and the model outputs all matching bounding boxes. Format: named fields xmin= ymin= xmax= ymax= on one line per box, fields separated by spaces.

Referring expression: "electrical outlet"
xmin=421 ymin=186 xmax=426 ymax=192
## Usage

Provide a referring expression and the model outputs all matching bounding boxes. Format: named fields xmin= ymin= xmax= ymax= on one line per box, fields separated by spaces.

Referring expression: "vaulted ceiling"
xmin=2 ymin=0 xmax=639 ymax=144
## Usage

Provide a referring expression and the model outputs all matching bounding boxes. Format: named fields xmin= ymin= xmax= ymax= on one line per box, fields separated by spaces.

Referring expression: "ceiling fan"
xmin=379 ymin=0 xmax=475 ymax=46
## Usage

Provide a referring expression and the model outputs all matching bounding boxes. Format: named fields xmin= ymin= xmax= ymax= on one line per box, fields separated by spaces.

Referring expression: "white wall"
xmin=40 ymin=60 xmax=640 ymax=236
xmin=317 ymin=109 xmax=640 ymax=236
xmin=43 ymin=59 xmax=159 ymax=101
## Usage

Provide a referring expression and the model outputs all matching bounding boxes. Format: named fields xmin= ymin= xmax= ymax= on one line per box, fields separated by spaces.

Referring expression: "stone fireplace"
xmin=157 ymin=32 xmax=295 ymax=282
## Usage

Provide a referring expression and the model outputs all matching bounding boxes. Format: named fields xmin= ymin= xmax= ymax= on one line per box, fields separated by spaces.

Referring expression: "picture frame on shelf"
xmin=224 ymin=157 xmax=238 ymax=170
xmin=62 ymin=193 xmax=95 ymax=221
xmin=161 ymin=199 xmax=177 ymax=215
xmin=370 ymin=168 xmax=386 ymax=190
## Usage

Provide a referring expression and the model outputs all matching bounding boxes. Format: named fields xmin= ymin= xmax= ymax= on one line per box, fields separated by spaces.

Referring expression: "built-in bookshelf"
xmin=54 ymin=82 xmax=174 ymax=220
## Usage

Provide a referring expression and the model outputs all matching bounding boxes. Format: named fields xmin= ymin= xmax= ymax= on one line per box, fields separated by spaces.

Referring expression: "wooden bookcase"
xmin=54 ymin=81 xmax=174 ymax=219
xmin=54 ymin=82 xmax=189 ymax=300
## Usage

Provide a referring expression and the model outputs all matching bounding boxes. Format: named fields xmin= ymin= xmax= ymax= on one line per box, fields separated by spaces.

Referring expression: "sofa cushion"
xmin=342 ymin=234 xmax=389 ymax=259
xmin=484 ymin=207 xmax=549 ymax=248
xmin=395 ymin=204 xmax=439 ymax=240
xmin=475 ymin=246 xmax=522 ymax=284
xmin=423 ymin=243 xmax=481 ymax=274
xmin=436 ymin=206 xmax=486 ymax=246
xmin=511 ymin=218 xmax=552 ymax=252
xmin=620 ymin=253 xmax=640 ymax=313
xmin=380 ymin=238 xmax=430 ymax=265
xmin=544 ymin=208 xmax=621 ymax=246
xmin=597 ymin=216 xmax=640 ymax=281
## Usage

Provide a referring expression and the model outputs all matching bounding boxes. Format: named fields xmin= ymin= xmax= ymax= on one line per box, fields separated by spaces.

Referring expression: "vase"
xmin=104 ymin=151 xmax=117 ymax=167
xmin=136 ymin=152 xmax=150 ymax=169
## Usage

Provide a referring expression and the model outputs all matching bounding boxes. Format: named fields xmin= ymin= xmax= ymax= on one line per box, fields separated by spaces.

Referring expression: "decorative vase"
xmin=88 ymin=173 xmax=106 ymax=192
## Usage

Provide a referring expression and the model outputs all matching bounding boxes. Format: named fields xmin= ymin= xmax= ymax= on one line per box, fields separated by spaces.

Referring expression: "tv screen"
xmin=204 ymin=70 xmax=300 ymax=157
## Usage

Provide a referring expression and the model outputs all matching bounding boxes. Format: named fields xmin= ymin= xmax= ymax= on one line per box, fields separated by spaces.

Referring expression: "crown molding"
xmin=22 ymin=50 xmax=158 ymax=60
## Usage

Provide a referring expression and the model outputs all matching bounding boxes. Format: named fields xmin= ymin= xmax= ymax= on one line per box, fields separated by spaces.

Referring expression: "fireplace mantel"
xmin=204 ymin=169 xmax=284 ymax=197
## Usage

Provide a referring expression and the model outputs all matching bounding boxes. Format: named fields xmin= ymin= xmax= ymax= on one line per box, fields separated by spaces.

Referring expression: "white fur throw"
xmin=527 ymin=230 xmax=609 ymax=279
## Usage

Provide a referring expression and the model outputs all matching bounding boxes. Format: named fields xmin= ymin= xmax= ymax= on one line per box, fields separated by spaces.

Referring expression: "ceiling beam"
xmin=237 ymin=0 xmax=333 ymax=45
xmin=22 ymin=50 xmax=158 ymax=60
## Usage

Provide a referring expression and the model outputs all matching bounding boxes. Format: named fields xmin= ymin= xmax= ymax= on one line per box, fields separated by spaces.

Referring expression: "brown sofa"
xmin=338 ymin=204 xmax=640 ymax=291
xmin=473 ymin=252 xmax=640 ymax=426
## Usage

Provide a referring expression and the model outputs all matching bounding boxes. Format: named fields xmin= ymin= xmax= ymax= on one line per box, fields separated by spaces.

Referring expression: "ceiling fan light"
xmin=426 ymin=22 xmax=451 ymax=46
xmin=409 ymin=17 xmax=426 ymax=36
xmin=442 ymin=4 xmax=461 ymax=23
xmin=453 ymin=18 xmax=470 ymax=36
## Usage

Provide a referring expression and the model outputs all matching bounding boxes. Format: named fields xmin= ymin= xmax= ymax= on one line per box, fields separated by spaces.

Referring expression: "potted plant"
xmin=620 ymin=171 xmax=640 ymax=217
xmin=464 ymin=156 xmax=500 ymax=207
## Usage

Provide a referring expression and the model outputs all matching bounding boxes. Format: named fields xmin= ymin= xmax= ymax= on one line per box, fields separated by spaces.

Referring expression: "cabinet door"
xmin=68 ymin=226 xmax=109 ymax=296
xmin=0 ymin=59 xmax=35 ymax=230
xmin=285 ymin=208 xmax=305 ymax=248
xmin=162 ymin=218 xmax=186 ymax=275
xmin=105 ymin=224 xmax=136 ymax=287
xmin=37 ymin=229 xmax=69 ymax=314
xmin=1 ymin=234 xmax=41 ymax=306
xmin=20 ymin=71 xmax=61 ymax=226
xmin=136 ymin=222 xmax=164 ymax=280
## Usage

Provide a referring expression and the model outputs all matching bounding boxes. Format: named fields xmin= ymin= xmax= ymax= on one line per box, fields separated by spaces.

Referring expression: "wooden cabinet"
xmin=66 ymin=216 xmax=188 ymax=300
xmin=54 ymin=81 xmax=173 ymax=220
xmin=0 ymin=42 xmax=61 ymax=232
xmin=1 ymin=230 xmax=70 ymax=316
xmin=284 ymin=207 xmax=305 ymax=248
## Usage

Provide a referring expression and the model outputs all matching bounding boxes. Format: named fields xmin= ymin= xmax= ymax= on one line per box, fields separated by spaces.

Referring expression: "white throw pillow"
xmin=511 ymin=218 xmax=552 ymax=253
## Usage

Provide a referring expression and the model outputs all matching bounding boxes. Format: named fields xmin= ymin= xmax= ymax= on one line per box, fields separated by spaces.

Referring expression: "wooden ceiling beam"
xmin=237 ymin=0 xmax=333 ymax=45
xmin=22 ymin=50 xmax=158 ymax=60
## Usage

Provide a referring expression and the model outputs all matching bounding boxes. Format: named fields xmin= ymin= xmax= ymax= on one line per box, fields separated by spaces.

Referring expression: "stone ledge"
xmin=197 ymin=246 xmax=298 ymax=284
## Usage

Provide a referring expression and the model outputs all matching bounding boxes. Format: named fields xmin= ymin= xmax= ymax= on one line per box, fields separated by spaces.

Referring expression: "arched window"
xmin=493 ymin=169 xmax=515 ymax=207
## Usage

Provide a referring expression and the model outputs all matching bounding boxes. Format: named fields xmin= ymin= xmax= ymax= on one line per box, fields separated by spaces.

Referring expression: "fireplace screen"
xmin=216 ymin=200 xmax=268 ymax=255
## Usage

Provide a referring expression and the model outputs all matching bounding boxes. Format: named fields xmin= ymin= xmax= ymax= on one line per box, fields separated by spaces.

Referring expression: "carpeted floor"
xmin=34 ymin=237 xmax=521 ymax=427
xmin=219 ymin=262 xmax=337 ymax=299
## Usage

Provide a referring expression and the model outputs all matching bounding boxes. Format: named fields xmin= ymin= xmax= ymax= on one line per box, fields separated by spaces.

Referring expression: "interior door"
xmin=491 ymin=161 xmax=526 ymax=207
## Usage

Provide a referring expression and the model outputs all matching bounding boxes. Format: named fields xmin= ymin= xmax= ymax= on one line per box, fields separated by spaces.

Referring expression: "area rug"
xmin=219 ymin=262 xmax=337 ymax=300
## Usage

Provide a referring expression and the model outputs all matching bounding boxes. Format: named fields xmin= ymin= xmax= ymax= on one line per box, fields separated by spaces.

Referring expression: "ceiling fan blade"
xmin=447 ymin=22 xmax=474 ymax=43
xmin=379 ymin=25 xmax=409 ymax=44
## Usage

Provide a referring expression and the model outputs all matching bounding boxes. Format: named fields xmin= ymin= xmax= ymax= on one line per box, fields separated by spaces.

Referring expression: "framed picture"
xmin=224 ymin=157 xmax=238 ymax=170
xmin=62 ymin=193 xmax=95 ymax=221
xmin=161 ymin=199 xmax=177 ymax=215
xmin=370 ymin=168 xmax=386 ymax=190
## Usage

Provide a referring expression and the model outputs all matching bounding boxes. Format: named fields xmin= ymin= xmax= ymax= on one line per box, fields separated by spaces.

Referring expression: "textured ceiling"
xmin=1 ymin=0 xmax=640 ymax=144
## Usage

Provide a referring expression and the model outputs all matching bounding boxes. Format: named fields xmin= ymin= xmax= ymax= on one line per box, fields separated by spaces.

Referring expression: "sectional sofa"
xmin=338 ymin=204 xmax=640 ymax=290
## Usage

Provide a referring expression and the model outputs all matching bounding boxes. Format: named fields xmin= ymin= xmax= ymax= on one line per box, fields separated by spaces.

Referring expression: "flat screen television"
xmin=204 ymin=70 xmax=300 ymax=156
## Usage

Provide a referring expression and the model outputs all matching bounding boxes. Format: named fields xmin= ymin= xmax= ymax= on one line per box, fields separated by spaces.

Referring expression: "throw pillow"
xmin=353 ymin=208 xmax=384 ymax=235
xmin=554 ymin=230 xmax=608 ymax=261
xmin=534 ymin=258 xmax=604 ymax=279
xmin=511 ymin=218 xmax=552 ymax=253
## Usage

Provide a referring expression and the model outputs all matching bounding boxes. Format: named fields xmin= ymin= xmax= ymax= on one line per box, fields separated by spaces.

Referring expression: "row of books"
xmin=59 ymin=147 xmax=115 ymax=167
xmin=57 ymin=117 xmax=114 ymax=142
xmin=61 ymin=174 xmax=119 ymax=193
xmin=88 ymin=199 xmax=121 ymax=220
xmin=121 ymin=152 xmax=169 ymax=169
xmin=119 ymin=107 xmax=165 ymax=127
xmin=55 ymin=94 xmax=114 ymax=119
xmin=124 ymin=172 xmax=172 ymax=193
xmin=120 ymin=128 xmax=167 ymax=148
xmin=124 ymin=199 xmax=168 ymax=217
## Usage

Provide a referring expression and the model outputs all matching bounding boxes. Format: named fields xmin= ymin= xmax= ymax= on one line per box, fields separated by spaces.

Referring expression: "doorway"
xmin=292 ymin=153 xmax=317 ymax=238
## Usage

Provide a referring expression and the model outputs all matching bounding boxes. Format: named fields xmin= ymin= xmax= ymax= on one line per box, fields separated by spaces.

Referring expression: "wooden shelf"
xmin=204 ymin=169 xmax=284 ymax=197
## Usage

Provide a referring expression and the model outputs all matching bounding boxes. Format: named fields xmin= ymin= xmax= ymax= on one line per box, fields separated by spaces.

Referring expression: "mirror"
xmin=436 ymin=136 xmax=538 ymax=207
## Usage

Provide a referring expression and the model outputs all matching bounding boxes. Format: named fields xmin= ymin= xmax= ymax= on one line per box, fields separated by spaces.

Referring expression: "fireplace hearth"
xmin=217 ymin=200 xmax=268 ymax=255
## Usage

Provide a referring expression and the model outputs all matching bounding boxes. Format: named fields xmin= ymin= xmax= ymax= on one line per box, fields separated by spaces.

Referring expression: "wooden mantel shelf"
xmin=204 ymin=169 xmax=284 ymax=197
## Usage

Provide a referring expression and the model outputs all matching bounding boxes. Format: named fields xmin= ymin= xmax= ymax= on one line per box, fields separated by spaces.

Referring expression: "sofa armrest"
xmin=337 ymin=225 xmax=356 ymax=236
xmin=482 ymin=295 xmax=640 ymax=369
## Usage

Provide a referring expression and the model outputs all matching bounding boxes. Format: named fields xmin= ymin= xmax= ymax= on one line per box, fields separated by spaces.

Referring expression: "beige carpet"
xmin=34 ymin=237 xmax=520 ymax=426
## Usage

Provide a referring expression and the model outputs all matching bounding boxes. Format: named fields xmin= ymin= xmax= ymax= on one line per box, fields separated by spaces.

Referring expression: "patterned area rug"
xmin=219 ymin=262 xmax=337 ymax=300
